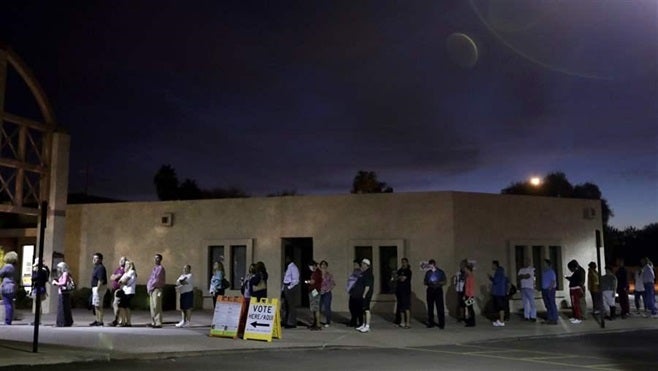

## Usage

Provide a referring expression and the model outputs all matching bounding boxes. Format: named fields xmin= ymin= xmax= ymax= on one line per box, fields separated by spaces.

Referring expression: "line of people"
xmin=7 ymin=252 xmax=655 ymax=331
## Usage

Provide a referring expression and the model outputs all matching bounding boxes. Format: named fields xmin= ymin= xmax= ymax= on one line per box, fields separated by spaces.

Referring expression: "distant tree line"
xmin=154 ymin=166 xmax=394 ymax=200
xmin=501 ymin=171 xmax=656 ymax=264
xmin=153 ymin=165 xmax=250 ymax=201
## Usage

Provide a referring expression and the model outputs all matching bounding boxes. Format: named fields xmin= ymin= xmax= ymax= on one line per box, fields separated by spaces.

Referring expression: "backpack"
xmin=221 ymin=278 xmax=231 ymax=290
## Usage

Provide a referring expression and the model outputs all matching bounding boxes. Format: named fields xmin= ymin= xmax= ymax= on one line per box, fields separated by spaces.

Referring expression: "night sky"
xmin=1 ymin=1 xmax=656 ymax=229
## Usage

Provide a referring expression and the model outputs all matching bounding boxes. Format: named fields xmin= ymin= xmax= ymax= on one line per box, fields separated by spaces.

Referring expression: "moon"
xmin=446 ymin=33 xmax=479 ymax=68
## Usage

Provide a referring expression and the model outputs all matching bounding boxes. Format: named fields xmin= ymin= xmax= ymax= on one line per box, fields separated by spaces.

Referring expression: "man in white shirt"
xmin=282 ymin=256 xmax=300 ymax=328
xmin=518 ymin=258 xmax=537 ymax=321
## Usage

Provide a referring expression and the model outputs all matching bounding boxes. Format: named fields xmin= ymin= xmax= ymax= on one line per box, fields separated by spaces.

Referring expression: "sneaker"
xmin=358 ymin=325 xmax=370 ymax=333
xmin=355 ymin=324 xmax=365 ymax=331
xmin=175 ymin=321 xmax=185 ymax=328
xmin=324 ymin=323 xmax=330 ymax=328
xmin=570 ymin=319 xmax=582 ymax=324
xmin=492 ymin=320 xmax=502 ymax=327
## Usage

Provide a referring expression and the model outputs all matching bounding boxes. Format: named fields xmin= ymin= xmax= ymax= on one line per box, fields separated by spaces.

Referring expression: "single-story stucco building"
xmin=59 ymin=190 xmax=603 ymax=318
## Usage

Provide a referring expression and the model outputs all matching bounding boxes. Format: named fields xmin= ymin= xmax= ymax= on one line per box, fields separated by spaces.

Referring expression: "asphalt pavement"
xmin=1 ymin=307 xmax=657 ymax=368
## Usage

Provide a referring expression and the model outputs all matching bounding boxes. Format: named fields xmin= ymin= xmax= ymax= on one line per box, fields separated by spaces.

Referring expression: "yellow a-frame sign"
xmin=242 ymin=297 xmax=281 ymax=342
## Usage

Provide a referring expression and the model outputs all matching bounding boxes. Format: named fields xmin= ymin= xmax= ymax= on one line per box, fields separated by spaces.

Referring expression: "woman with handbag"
xmin=209 ymin=261 xmax=225 ymax=309
xmin=251 ymin=261 xmax=268 ymax=302
xmin=118 ymin=260 xmax=137 ymax=326
xmin=52 ymin=261 xmax=74 ymax=327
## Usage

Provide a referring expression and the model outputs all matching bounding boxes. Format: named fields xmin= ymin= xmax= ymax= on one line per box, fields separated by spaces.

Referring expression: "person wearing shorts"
xmin=356 ymin=259 xmax=374 ymax=333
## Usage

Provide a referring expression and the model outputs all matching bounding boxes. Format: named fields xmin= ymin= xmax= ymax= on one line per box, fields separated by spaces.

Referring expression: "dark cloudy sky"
xmin=1 ymin=1 xmax=656 ymax=229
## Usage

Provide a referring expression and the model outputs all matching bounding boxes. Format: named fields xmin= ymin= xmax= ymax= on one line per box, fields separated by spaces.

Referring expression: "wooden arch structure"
xmin=0 ymin=43 xmax=56 ymax=216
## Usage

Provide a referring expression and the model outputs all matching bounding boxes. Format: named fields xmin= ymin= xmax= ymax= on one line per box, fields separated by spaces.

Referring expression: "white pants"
xmin=602 ymin=290 xmax=615 ymax=312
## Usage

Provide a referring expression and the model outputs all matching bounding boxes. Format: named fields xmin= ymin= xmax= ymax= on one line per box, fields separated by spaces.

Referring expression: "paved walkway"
xmin=1 ymin=308 xmax=657 ymax=368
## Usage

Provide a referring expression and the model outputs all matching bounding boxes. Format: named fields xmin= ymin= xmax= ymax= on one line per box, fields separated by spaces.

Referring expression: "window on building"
xmin=208 ymin=245 xmax=225 ymax=288
xmin=532 ymin=245 xmax=543 ymax=290
xmin=354 ymin=246 xmax=373 ymax=264
xmin=231 ymin=245 xmax=246 ymax=290
xmin=549 ymin=245 xmax=563 ymax=290
xmin=379 ymin=246 xmax=398 ymax=294
xmin=514 ymin=245 xmax=526 ymax=281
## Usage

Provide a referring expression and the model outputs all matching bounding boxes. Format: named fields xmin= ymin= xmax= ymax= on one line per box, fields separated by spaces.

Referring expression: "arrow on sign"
xmin=250 ymin=321 xmax=270 ymax=328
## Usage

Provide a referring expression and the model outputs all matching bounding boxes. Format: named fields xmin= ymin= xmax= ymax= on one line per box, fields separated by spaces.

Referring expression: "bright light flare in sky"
xmin=530 ymin=177 xmax=542 ymax=186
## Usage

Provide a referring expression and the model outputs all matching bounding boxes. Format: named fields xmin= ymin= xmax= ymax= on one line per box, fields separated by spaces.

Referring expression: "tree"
xmin=153 ymin=165 xmax=179 ymax=201
xmin=267 ymin=189 xmax=299 ymax=197
xmin=179 ymin=178 xmax=202 ymax=200
xmin=351 ymin=170 xmax=393 ymax=194
xmin=501 ymin=171 xmax=613 ymax=224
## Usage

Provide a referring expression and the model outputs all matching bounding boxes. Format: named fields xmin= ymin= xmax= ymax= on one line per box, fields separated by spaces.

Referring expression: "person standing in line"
xmin=347 ymin=259 xmax=362 ymax=328
xmin=615 ymin=258 xmax=630 ymax=319
xmin=118 ymin=260 xmax=137 ymax=327
xmin=463 ymin=262 xmax=476 ymax=327
xmin=147 ymin=253 xmax=166 ymax=328
xmin=209 ymin=261 xmax=226 ymax=309
xmin=281 ymin=256 xmax=300 ymax=329
xmin=108 ymin=256 xmax=126 ymax=326
xmin=175 ymin=264 xmax=194 ymax=327
xmin=601 ymin=265 xmax=618 ymax=320
xmin=251 ymin=261 xmax=268 ymax=302
xmin=587 ymin=262 xmax=602 ymax=316
xmin=356 ymin=258 xmax=374 ymax=333
xmin=306 ymin=261 xmax=323 ymax=330
xmin=633 ymin=266 xmax=646 ymax=315
xmin=565 ymin=259 xmax=585 ymax=324
xmin=395 ymin=258 xmax=412 ymax=329
xmin=424 ymin=259 xmax=447 ymax=329
xmin=541 ymin=259 xmax=559 ymax=325
xmin=52 ymin=261 xmax=74 ymax=327
xmin=453 ymin=259 xmax=467 ymax=323
xmin=0 ymin=251 xmax=18 ymax=325
xmin=518 ymin=257 xmax=537 ymax=322
xmin=489 ymin=260 xmax=507 ymax=327
xmin=30 ymin=258 xmax=50 ymax=325
xmin=89 ymin=253 xmax=108 ymax=327
xmin=319 ymin=260 xmax=336 ymax=327
xmin=640 ymin=257 xmax=657 ymax=318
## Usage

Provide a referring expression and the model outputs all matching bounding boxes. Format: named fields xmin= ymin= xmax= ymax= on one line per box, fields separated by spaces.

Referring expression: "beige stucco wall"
xmin=64 ymin=191 xmax=602 ymax=317
xmin=452 ymin=192 xmax=603 ymax=311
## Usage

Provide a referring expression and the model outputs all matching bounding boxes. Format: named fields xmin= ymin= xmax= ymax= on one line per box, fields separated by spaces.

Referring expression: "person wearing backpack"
xmin=52 ymin=261 xmax=74 ymax=327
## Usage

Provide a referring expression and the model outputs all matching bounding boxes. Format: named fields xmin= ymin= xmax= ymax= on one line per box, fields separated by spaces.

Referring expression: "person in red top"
xmin=306 ymin=261 xmax=323 ymax=330
xmin=464 ymin=262 xmax=476 ymax=327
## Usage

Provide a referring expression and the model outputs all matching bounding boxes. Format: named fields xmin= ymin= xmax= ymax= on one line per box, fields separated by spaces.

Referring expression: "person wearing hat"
xmin=353 ymin=258 xmax=374 ymax=333
xmin=424 ymin=259 xmax=447 ymax=329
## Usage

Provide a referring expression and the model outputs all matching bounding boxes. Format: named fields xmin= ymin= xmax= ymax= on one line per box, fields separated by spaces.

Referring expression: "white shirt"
xmin=120 ymin=270 xmax=137 ymax=295
xmin=176 ymin=273 xmax=193 ymax=294
xmin=283 ymin=262 xmax=300 ymax=289
xmin=635 ymin=270 xmax=645 ymax=292
xmin=518 ymin=266 xmax=535 ymax=289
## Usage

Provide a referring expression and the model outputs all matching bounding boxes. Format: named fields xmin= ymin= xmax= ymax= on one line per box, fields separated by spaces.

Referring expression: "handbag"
xmin=221 ymin=278 xmax=231 ymax=290
xmin=61 ymin=275 xmax=76 ymax=293
xmin=253 ymin=278 xmax=266 ymax=292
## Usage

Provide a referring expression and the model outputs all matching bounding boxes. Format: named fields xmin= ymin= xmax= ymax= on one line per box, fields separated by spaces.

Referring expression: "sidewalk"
xmin=1 ymin=308 xmax=658 ymax=368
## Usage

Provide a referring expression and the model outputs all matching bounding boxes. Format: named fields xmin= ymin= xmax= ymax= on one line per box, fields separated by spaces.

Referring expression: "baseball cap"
xmin=362 ymin=258 xmax=371 ymax=266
